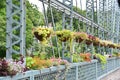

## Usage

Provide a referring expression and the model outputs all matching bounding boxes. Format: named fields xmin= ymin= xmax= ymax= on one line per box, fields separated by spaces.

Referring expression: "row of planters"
xmin=32 ymin=27 xmax=120 ymax=66
xmin=33 ymin=27 xmax=120 ymax=48
xmin=1 ymin=51 xmax=117 ymax=76
xmin=32 ymin=27 xmax=120 ymax=73
xmin=0 ymin=53 xmax=68 ymax=76
xmin=1 ymin=54 xmax=120 ymax=80
xmin=1 ymin=27 xmax=120 ymax=79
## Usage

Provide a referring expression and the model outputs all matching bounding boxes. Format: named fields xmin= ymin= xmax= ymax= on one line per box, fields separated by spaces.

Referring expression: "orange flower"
xmin=80 ymin=53 xmax=91 ymax=62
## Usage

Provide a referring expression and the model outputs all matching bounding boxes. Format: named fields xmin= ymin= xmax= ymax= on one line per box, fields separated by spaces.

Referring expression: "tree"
xmin=0 ymin=0 xmax=44 ymax=57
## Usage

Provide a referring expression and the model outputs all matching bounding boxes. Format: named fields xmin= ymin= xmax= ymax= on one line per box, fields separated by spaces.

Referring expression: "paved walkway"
xmin=101 ymin=69 xmax=120 ymax=80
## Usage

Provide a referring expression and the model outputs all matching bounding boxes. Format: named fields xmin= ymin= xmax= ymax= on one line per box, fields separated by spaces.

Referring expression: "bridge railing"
xmin=0 ymin=57 xmax=120 ymax=80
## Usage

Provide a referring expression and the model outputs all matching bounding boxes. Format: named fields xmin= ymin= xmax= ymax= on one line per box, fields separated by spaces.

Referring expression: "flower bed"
xmin=1 ymin=58 xmax=120 ymax=80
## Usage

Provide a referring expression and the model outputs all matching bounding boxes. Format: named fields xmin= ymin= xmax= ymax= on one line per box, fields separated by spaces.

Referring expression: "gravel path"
xmin=101 ymin=69 xmax=120 ymax=80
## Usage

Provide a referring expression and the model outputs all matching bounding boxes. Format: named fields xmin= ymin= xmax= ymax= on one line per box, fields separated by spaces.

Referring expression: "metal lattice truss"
xmin=6 ymin=0 xmax=26 ymax=58
xmin=6 ymin=0 xmax=120 ymax=58
xmin=62 ymin=0 xmax=73 ymax=30
xmin=98 ymin=0 xmax=105 ymax=27
xmin=114 ymin=1 xmax=120 ymax=44
xmin=98 ymin=0 xmax=120 ymax=40
xmin=86 ymin=0 xmax=97 ymax=21
xmin=40 ymin=0 xmax=107 ymax=31
xmin=62 ymin=0 xmax=73 ymax=61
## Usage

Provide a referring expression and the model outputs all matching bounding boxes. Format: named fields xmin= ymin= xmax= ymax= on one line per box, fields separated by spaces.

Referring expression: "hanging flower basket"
xmin=116 ymin=44 xmax=120 ymax=49
xmin=56 ymin=30 xmax=74 ymax=42
xmin=111 ymin=44 xmax=117 ymax=48
xmin=85 ymin=34 xmax=94 ymax=45
xmin=74 ymin=32 xmax=88 ymax=43
xmin=99 ymin=40 xmax=108 ymax=47
xmin=107 ymin=41 xmax=114 ymax=48
xmin=86 ymin=39 xmax=92 ymax=45
xmin=33 ymin=27 xmax=53 ymax=42
xmin=93 ymin=37 xmax=100 ymax=46
xmin=108 ymin=44 xmax=113 ymax=48
xmin=34 ymin=32 xmax=44 ymax=41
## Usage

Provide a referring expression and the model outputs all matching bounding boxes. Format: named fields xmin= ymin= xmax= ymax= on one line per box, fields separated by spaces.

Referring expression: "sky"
xmin=28 ymin=0 xmax=86 ymax=12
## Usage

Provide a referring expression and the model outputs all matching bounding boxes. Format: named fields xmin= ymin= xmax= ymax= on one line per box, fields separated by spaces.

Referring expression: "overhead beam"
xmin=40 ymin=0 xmax=108 ymax=33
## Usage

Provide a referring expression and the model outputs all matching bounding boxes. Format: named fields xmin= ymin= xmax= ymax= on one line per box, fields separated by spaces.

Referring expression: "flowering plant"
xmin=50 ymin=57 xmax=69 ymax=66
xmin=80 ymin=53 xmax=91 ymax=62
xmin=7 ymin=59 xmax=25 ymax=75
xmin=113 ymin=52 xmax=120 ymax=57
xmin=32 ymin=56 xmax=52 ymax=69
xmin=0 ymin=59 xmax=25 ymax=76
xmin=93 ymin=37 xmax=100 ymax=46
xmin=86 ymin=34 xmax=94 ymax=45
xmin=74 ymin=32 xmax=88 ymax=43
xmin=56 ymin=30 xmax=74 ymax=42
xmin=33 ymin=27 xmax=53 ymax=43
xmin=116 ymin=44 xmax=120 ymax=49
xmin=26 ymin=56 xmax=52 ymax=69
xmin=93 ymin=53 xmax=107 ymax=69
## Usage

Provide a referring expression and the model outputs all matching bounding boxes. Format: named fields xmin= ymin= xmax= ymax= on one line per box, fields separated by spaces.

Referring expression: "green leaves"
xmin=95 ymin=54 xmax=107 ymax=64
xmin=26 ymin=57 xmax=34 ymax=69
xmin=56 ymin=30 xmax=74 ymax=42
xmin=0 ymin=0 xmax=45 ymax=57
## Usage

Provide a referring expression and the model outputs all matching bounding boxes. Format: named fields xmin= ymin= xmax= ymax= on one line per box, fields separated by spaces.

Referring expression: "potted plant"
xmin=93 ymin=53 xmax=107 ymax=69
xmin=93 ymin=37 xmax=100 ymax=46
xmin=86 ymin=34 xmax=94 ymax=45
xmin=80 ymin=53 xmax=91 ymax=62
xmin=99 ymin=40 xmax=108 ymax=47
xmin=33 ymin=27 xmax=53 ymax=43
xmin=74 ymin=32 xmax=88 ymax=43
xmin=56 ymin=29 xmax=74 ymax=42
xmin=0 ymin=58 xmax=25 ymax=76
xmin=107 ymin=41 xmax=114 ymax=48
xmin=50 ymin=57 xmax=69 ymax=66
xmin=33 ymin=56 xmax=52 ymax=69
xmin=113 ymin=52 xmax=120 ymax=58
xmin=116 ymin=44 xmax=120 ymax=49
xmin=112 ymin=43 xmax=117 ymax=48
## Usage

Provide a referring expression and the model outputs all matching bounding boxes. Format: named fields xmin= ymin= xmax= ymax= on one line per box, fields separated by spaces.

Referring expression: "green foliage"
xmin=26 ymin=0 xmax=44 ymax=48
xmin=26 ymin=56 xmax=34 ymax=69
xmin=12 ymin=54 xmax=21 ymax=60
xmin=73 ymin=6 xmax=86 ymax=16
xmin=73 ymin=53 xmax=83 ymax=62
xmin=94 ymin=53 xmax=107 ymax=69
xmin=65 ymin=53 xmax=83 ymax=62
xmin=113 ymin=52 xmax=120 ymax=57
xmin=0 ymin=0 xmax=44 ymax=57
xmin=0 ymin=2 xmax=6 ymax=58
xmin=33 ymin=27 xmax=53 ymax=44
xmin=73 ymin=6 xmax=86 ymax=31
xmin=47 ymin=7 xmax=62 ymax=23
xmin=95 ymin=54 xmax=107 ymax=64
xmin=47 ymin=6 xmax=86 ymax=32
xmin=56 ymin=30 xmax=74 ymax=42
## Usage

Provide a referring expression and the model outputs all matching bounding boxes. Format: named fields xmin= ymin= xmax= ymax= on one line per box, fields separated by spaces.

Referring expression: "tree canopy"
xmin=0 ymin=0 xmax=44 ymax=57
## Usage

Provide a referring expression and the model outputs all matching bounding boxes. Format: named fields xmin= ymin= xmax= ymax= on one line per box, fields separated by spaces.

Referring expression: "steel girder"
xmin=5 ymin=0 xmax=120 ymax=59
xmin=6 ymin=0 xmax=26 ymax=58
xmin=62 ymin=0 xmax=73 ymax=30
xmin=86 ymin=0 xmax=97 ymax=22
xmin=62 ymin=0 xmax=73 ymax=62
xmin=40 ymin=0 xmax=107 ymax=32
